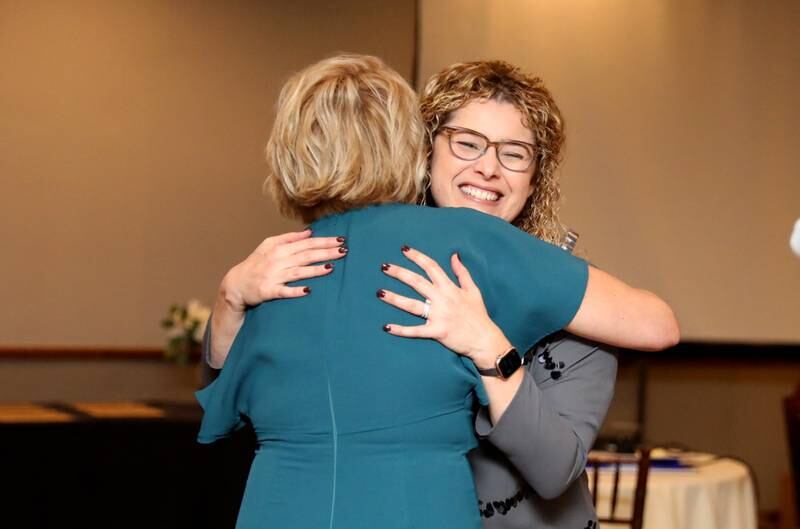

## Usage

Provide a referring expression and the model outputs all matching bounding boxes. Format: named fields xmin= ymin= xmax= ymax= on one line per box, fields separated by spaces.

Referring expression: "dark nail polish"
xmin=455 ymin=252 xmax=461 ymax=260
xmin=324 ymin=263 xmax=333 ymax=270
xmin=381 ymin=263 xmax=390 ymax=271
xmin=383 ymin=324 xmax=391 ymax=332
xmin=339 ymin=246 xmax=348 ymax=254
xmin=401 ymin=245 xmax=410 ymax=253
xmin=376 ymin=289 xmax=385 ymax=298
xmin=303 ymin=286 xmax=311 ymax=294
xmin=336 ymin=236 xmax=346 ymax=243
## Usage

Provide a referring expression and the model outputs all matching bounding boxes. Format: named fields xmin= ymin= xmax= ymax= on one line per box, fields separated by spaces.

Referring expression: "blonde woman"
xmin=197 ymin=54 xmax=677 ymax=529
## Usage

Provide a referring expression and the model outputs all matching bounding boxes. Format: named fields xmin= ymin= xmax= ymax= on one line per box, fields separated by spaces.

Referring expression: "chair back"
xmin=784 ymin=385 xmax=800 ymax=526
xmin=587 ymin=448 xmax=652 ymax=529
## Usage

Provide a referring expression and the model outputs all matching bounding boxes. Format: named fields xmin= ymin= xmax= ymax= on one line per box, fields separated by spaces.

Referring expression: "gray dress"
xmin=470 ymin=331 xmax=617 ymax=529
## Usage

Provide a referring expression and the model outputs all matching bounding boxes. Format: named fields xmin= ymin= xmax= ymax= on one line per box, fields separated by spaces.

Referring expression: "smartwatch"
xmin=477 ymin=347 xmax=521 ymax=380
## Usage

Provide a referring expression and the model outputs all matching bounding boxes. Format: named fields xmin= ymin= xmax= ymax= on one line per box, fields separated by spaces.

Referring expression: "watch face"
xmin=497 ymin=350 xmax=522 ymax=379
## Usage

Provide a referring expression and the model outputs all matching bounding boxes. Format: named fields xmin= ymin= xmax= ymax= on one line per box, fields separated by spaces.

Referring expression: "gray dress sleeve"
xmin=474 ymin=333 xmax=618 ymax=499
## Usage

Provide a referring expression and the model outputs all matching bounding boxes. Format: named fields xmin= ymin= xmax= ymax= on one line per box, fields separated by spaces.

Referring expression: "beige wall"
xmin=0 ymin=0 xmax=416 ymax=346
xmin=2 ymin=0 xmax=799 ymax=515
xmin=419 ymin=0 xmax=799 ymax=511
xmin=419 ymin=0 xmax=800 ymax=343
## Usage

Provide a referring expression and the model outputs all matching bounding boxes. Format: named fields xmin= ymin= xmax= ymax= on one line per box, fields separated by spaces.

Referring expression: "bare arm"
xmin=379 ymin=248 xmax=678 ymax=424
xmin=565 ymin=266 xmax=680 ymax=352
xmin=207 ymin=283 xmax=247 ymax=369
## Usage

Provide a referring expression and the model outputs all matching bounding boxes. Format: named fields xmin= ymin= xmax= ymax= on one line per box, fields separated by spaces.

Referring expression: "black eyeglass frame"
xmin=437 ymin=125 xmax=538 ymax=172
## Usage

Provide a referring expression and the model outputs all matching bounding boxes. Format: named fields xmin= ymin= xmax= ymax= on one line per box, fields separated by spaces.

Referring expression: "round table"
xmin=587 ymin=454 xmax=757 ymax=529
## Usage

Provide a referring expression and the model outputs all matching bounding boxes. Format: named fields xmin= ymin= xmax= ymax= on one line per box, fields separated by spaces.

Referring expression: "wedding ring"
xmin=421 ymin=299 xmax=431 ymax=319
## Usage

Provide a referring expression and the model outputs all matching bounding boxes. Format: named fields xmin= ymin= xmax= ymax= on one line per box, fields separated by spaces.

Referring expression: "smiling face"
xmin=429 ymin=98 xmax=536 ymax=222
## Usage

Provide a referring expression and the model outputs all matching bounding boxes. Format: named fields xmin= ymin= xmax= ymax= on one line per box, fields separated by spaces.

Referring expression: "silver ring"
xmin=421 ymin=299 xmax=431 ymax=319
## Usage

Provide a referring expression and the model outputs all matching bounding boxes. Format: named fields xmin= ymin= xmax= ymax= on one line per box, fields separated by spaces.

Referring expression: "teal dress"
xmin=196 ymin=203 xmax=588 ymax=529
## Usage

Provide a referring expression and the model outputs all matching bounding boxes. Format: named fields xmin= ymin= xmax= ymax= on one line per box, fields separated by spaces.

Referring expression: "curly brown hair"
xmin=419 ymin=60 xmax=566 ymax=244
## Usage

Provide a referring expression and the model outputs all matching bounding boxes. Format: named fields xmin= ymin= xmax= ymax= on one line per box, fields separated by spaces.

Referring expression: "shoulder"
xmin=353 ymin=204 xmax=532 ymax=245
xmin=389 ymin=204 xmax=529 ymax=233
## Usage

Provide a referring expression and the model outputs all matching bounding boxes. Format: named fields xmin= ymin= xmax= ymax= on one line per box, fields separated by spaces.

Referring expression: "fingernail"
xmin=324 ymin=263 xmax=333 ymax=270
xmin=376 ymin=289 xmax=385 ymax=298
xmin=336 ymin=236 xmax=346 ymax=243
xmin=303 ymin=286 xmax=311 ymax=294
xmin=381 ymin=263 xmax=390 ymax=271
xmin=401 ymin=245 xmax=410 ymax=253
xmin=455 ymin=252 xmax=461 ymax=260
xmin=339 ymin=246 xmax=348 ymax=254
xmin=383 ymin=324 xmax=391 ymax=332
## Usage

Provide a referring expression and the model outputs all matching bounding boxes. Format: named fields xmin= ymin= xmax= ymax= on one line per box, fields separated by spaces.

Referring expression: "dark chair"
xmin=784 ymin=385 xmax=800 ymax=529
xmin=587 ymin=447 xmax=652 ymax=529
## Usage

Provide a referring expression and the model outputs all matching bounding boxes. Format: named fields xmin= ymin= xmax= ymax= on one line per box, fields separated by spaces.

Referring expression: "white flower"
xmin=163 ymin=299 xmax=212 ymax=357
xmin=187 ymin=299 xmax=211 ymax=325
xmin=193 ymin=316 xmax=209 ymax=343
xmin=166 ymin=326 xmax=185 ymax=339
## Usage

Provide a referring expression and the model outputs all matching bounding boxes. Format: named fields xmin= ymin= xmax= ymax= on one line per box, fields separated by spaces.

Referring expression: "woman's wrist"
xmin=469 ymin=324 xmax=514 ymax=371
xmin=218 ymin=269 xmax=246 ymax=313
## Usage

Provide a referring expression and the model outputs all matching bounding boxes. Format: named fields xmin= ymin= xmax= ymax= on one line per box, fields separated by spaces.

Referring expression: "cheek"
xmin=429 ymin=171 xmax=449 ymax=206
xmin=506 ymin=176 xmax=535 ymax=217
xmin=526 ymin=180 xmax=535 ymax=198
xmin=428 ymin=150 xmax=452 ymax=202
xmin=511 ymin=174 xmax=535 ymax=202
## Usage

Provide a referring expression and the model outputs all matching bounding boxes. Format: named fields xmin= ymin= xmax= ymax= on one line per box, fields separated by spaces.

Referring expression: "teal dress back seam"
xmin=196 ymin=203 xmax=588 ymax=529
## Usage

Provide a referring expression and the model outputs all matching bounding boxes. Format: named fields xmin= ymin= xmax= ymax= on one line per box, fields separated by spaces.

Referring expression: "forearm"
xmin=481 ymin=369 xmax=525 ymax=425
xmin=622 ymin=288 xmax=680 ymax=351
xmin=207 ymin=284 xmax=245 ymax=369
xmin=476 ymin=337 xmax=618 ymax=499
xmin=476 ymin=372 xmax=586 ymax=499
xmin=469 ymin=323 xmax=526 ymax=424
xmin=566 ymin=266 xmax=680 ymax=351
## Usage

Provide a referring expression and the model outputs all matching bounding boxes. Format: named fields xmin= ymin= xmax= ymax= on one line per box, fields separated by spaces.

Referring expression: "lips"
xmin=459 ymin=184 xmax=501 ymax=202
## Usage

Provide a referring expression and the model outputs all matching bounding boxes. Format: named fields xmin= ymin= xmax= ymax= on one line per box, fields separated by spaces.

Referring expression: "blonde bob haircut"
xmin=265 ymin=54 xmax=426 ymax=223
xmin=420 ymin=60 xmax=566 ymax=244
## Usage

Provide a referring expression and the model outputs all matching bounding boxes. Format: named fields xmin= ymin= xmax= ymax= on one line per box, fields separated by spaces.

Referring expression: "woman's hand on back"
xmin=378 ymin=247 xmax=511 ymax=371
xmin=208 ymin=229 xmax=347 ymax=369
xmin=220 ymin=229 xmax=347 ymax=312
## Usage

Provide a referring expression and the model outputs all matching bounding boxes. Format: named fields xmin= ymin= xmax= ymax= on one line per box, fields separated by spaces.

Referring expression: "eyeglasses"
xmin=438 ymin=126 xmax=537 ymax=172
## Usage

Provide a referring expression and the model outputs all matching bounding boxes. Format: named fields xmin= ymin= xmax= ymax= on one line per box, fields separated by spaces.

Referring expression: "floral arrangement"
xmin=161 ymin=299 xmax=212 ymax=364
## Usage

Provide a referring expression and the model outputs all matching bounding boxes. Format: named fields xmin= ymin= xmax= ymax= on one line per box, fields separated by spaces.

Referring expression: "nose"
xmin=473 ymin=145 xmax=501 ymax=180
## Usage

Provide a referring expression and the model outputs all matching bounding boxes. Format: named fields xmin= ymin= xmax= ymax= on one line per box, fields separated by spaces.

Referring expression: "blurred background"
xmin=1 ymin=1 xmax=798 ymax=528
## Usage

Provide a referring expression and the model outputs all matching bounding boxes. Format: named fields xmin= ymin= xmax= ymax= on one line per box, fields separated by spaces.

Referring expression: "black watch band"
xmin=477 ymin=347 xmax=521 ymax=380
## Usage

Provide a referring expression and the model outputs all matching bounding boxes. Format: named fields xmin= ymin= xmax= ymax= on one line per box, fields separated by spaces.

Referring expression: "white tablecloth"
xmin=587 ymin=454 xmax=757 ymax=529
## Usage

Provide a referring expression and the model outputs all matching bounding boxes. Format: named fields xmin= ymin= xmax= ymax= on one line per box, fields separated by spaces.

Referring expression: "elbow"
xmin=207 ymin=353 xmax=224 ymax=370
xmin=525 ymin=460 xmax=584 ymax=500
xmin=528 ymin=468 xmax=580 ymax=499
xmin=663 ymin=317 xmax=681 ymax=349
xmin=534 ymin=482 xmax=570 ymax=500
xmin=642 ymin=307 xmax=681 ymax=351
